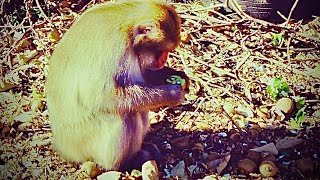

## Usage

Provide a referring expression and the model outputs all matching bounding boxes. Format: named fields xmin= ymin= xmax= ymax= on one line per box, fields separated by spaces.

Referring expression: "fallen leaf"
xmin=97 ymin=171 xmax=121 ymax=180
xmin=142 ymin=160 xmax=159 ymax=180
xmin=48 ymin=28 xmax=60 ymax=42
xmin=171 ymin=161 xmax=187 ymax=179
xmin=307 ymin=64 xmax=320 ymax=78
xmin=223 ymin=102 xmax=235 ymax=115
xmin=17 ymin=50 xmax=38 ymax=64
xmin=295 ymin=158 xmax=314 ymax=175
xmin=236 ymin=106 xmax=254 ymax=118
xmin=207 ymin=155 xmax=231 ymax=174
xmin=238 ymin=158 xmax=258 ymax=175
xmin=217 ymin=155 xmax=231 ymax=174
xmin=276 ymin=98 xmax=294 ymax=114
xmin=250 ymin=143 xmax=278 ymax=155
xmin=80 ymin=161 xmax=100 ymax=178
xmin=0 ymin=81 xmax=16 ymax=92
xmin=276 ymin=136 xmax=303 ymax=150
xmin=15 ymin=112 xmax=34 ymax=122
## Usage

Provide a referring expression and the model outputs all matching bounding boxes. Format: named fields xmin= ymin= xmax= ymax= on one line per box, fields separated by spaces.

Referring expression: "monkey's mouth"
xmin=151 ymin=50 xmax=169 ymax=70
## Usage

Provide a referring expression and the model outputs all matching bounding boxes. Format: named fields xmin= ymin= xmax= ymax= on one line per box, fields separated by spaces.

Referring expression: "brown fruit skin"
xmin=238 ymin=158 xmax=258 ymax=175
xmin=46 ymin=0 xmax=185 ymax=171
xmin=230 ymin=132 xmax=241 ymax=141
xmin=296 ymin=158 xmax=314 ymax=176
xmin=247 ymin=151 xmax=261 ymax=165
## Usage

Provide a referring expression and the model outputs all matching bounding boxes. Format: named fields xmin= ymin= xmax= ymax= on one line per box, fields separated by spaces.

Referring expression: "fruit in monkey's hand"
xmin=166 ymin=75 xmax=187 ymax=90
xmin=143 ymin=67 xmax=190 ymax=93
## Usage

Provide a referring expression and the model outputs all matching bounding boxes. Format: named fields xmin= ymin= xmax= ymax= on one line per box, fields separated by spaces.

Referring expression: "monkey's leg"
xmin=119 ymin=143 xmax=161 ymax=171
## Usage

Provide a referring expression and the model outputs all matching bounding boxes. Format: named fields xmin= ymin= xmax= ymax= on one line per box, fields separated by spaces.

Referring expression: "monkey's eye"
xmin=138 ymin=26 xmax=152 ymax=34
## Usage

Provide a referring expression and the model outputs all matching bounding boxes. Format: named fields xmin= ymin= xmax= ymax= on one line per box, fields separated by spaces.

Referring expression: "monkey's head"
xmin=129 ymin=2 xmax=181 ymax=71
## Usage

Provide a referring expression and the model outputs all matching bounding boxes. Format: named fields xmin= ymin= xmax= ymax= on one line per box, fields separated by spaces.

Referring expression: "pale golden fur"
xmin=46 ymin=0 xmax=183 ymax=170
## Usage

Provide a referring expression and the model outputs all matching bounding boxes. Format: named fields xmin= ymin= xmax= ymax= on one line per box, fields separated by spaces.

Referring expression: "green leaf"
xmin=272 ymin=33 xmax=283 ymax=46
xmin=267 ymin=77 xmax=291 ymax=100
xmin=296 ymin=107 xmax=305 ymax=124
xmin=131 ymin=169 xmax=142 ymax=177
xmin=296 ymin=98 xmax=305 ymax=109
xmin=272 ymin=77 xmax=282 ymax=87
xmin=290 ymin=118 xmax=300 ymax=129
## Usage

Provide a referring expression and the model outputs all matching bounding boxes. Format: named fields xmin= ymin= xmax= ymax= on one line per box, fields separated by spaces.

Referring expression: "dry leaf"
xmin=0 ymin=81 xmax=16 ymax=92
xmin=256 ymin=106 xmax=270 ymax=119
xmin=15 ymin=112 xmax=34 ymax=122
xmin=295 ymin=158 xmax=314 ymax=175
xmin=276 ymin=136 xmax=303 ymax=150
xmin=236 ymin=106 xmax=254 ymax=118
xmin=223 ymin=102 xmax=235 ymax=115
xmin=250 ymin=143 xmax=278 ymax=155
xmin=238 ymin=158 xmax=258 ymax=175
xmin=207 ymin=155 xmax=231 ymax=174
xmin=97 ymin=171 xmax=121 ymax=180
xmin=48 ymin=28 xmax=60 ymax=42
xmin=217 ymin=155 xmax=231 ymax=174
xmin=171 ymin=161 xmax=187 ymax=179
xmin=307 ymin=64 xmax=320 ymax=78
xmin=17 ymin=50 xmax=38 ymax=64
xmin=80 ymin=161 xmax=100 ymax=178
xmin=142 ymin=160 xmax=159 ymax=180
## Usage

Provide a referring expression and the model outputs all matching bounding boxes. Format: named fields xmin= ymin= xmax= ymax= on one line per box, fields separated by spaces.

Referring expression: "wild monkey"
xmin=46 ymin=0 xmax=189 ymax=171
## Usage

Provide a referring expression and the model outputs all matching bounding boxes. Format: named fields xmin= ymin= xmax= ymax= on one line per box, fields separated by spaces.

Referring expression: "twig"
xmin=170 ymin=2 xmax=193 ymax=6
xmin=34 ymin=0 xmax=51 ymax=24
xmin=228 ymin=0 xmax=247 ymax=19
xmin=178 ymin=3 xmax=227 ymax=14
xmin=284 ymin=58 xmax=320 ymax=62
xmin=235 ymin=51 xmax=251 ymax=80
xmin=0 ymin=25 xmax=31 ymax=28
xmin=25 ymin=0 xmax=50 ymax=56
xmin=278 ymin=47 xmax=317 ymax=52
xmin=277 ymin=11 xmax=288 ymax=21
xmin=207 ymin=9 xmax=233 ymax=22
xmin=285 ymin=36 xmax=292 ymax=68
xmin=180 ymin=14 xmax=230 ymax=24
xmin=3 ymin=17 xmax=30 ymax=68
xmin=222 ymin=107 xmax=246 ymax=134
xmin=305 ymin=100 xmax=320 ymax=103
xmin=284 ymin=0 xmax=300 ymax=27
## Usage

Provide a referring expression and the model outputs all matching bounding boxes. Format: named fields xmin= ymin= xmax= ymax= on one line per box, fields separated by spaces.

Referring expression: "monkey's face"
xmin=130 ymin=4 xmax=181 ymax=71
xmin=136 ymin=41 xmax=176 ymax=71
xmin=132 ymin=21 xmax=179 ymax=71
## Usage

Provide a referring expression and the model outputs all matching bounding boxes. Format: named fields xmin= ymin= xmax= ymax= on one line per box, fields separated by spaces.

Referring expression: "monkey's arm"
xmin=116 ymin=83 xmax=184 ymax=112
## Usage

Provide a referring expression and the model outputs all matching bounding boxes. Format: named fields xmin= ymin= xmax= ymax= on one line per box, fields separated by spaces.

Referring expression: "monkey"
xmin=45 ymin=0 xmax=189 ymax=171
